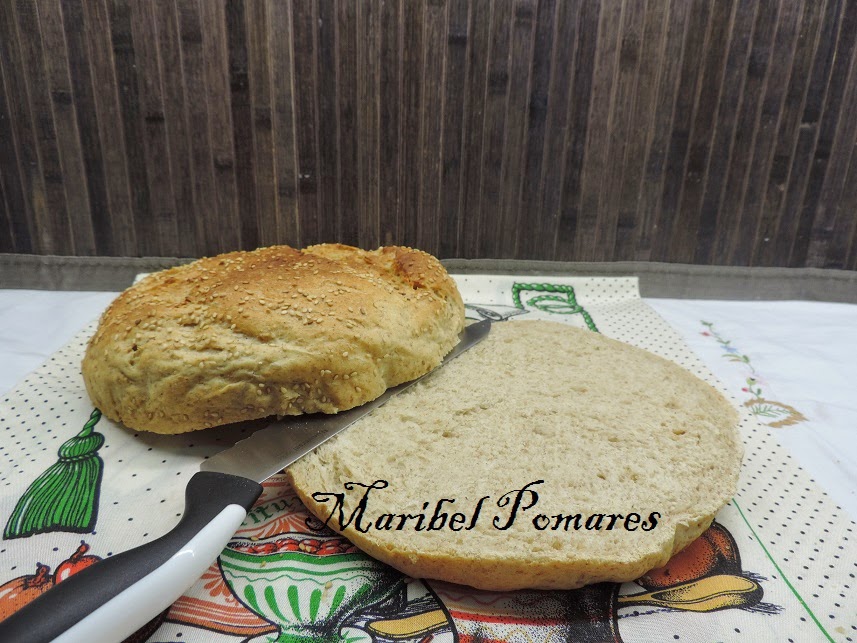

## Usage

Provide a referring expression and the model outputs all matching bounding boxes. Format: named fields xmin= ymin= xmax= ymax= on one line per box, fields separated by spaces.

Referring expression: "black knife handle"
xmin=0 ymin=471 xmax=262 ymax=643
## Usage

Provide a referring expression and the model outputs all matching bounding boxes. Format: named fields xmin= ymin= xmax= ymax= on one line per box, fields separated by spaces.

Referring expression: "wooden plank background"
xmin=1 ymin=0 xmax=856 ymax=268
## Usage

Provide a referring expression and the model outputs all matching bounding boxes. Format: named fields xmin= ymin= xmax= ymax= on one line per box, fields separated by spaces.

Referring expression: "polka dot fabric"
xmin=0 ymin=323 xmax=271 ymax=577
xmin=0 ymin=276 xmax=853 ymax=642
xmin=455 ymin=275 xmax=855 ymax=642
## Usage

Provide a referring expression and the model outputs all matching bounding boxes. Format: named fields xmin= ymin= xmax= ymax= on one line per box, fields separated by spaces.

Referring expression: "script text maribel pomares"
xmin=311 ymin=480 xmax=661 ymax=533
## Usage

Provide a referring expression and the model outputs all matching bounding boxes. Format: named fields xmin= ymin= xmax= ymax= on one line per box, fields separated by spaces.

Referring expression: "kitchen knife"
xmin=0 ymin=319 xmax=491 ymax=643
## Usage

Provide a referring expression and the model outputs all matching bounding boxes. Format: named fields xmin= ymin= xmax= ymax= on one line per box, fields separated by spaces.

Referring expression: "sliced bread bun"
xmin=287 ymin=320 xmax=743 ymax=591
xmin=82 ymin=244 xmax=464 ymax=434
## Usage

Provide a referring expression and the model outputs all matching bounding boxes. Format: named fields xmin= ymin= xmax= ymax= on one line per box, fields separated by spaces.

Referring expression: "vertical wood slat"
xmin=613 ymin=0 xmax=668 ymax=261
xmin=290 ymin=1 xmax=319 ymax=248
xmin=266 ymin=0 xmax=298 ymax=246
xmin=315 ymin=0 xmax=339 ymax=245
xmin=555 ymin=0 xmax=600 ymax=261
xmin=108 ymin=0 xmax=152 ymax=257
xmin=495 ymin=0 xmax=536 ymax=258
xmin=337 ymin=0 xmax=359 ymax=246
xmin=225 ymin=0 xmax=258 ymax=251
xmin=128 ymin=1 xmax=180 ymax=256
xmin=0 ymin=5 xmax=32 ymax=253
xmin=16 ymin=0 xmax=79 ymax=254
xmin=0 ymin=148 xmax=11 ymax=251
xmin=80 ymin=0 xmax=136 ymax=256
xmin=713 ymin=1 xmax=779 ymax=265
xmin=753 ymin=0 xmax=826 ymax=266
xmin=245 ymin=0 xmax=276 ymax=248
xmin=772 ymin=0 xmax=843 ymax=268
xmin=458 ymin=0 xmax=490 ymax=258
xmin=572 ymin=0 xmax=621 ymax=262
xmin=664 ymin=0 xmax=732 ymax=264
xmin=799 ymin=0 xmax=857 ymax=268
xmin=537 ymin=0 xmax=579 ymax=259
xmin=0 ymin=0 xmax=856 ymax=270
xmin=597 ymin=0 xmax=647 ymax=261
xmin=176 ymin=0 xmax=218 ymax=254
xmin=357 ymin=0 xmax=381 ymax=249
xmin=651 ymin=0 xmax=712 ymax=263
xmin=0 ymin=167 xmax=12 ymax=252
xmin=34 ymin=0 xmax=90 ymax=257
xmin=199 ymin=0 xmax=242 ymax=252
xmin=810 ymin=48 xmax=857 ymax=269
xmin=153 ymin=0 xmax=197 ymax=257
xmin=633 ymin=0 xmax=689 ymax=261
xmin=693 ymin=0 xmax=757 ymax=264
xmin=33 ymin=0 xmax=97 ymax=255
xmin=610 ymin=2 xmax=667 ymax=261
xmin=0 ymin=1 xmax=49 ymax=253
xmin=738 ymin=0 xmax=803 ymax=266
xmin=399 ymin=0 xmax=425 ymax=249
xmin=514 ymin=0 xmax=557 ymax=260
xmin=843 ymin=135 xmax=857 ymax=269
xmin=437 ymin=0 xmax=470 ymax=258
xmin=833 ymin=97 xmax=857 ymax=269
xmin=377 ymin=0 xmax=401 ymax=248
xmin=416 ymin=0 xmax=446 ymax=254
xmin=477 ymin=0 xmax=512 ymax=258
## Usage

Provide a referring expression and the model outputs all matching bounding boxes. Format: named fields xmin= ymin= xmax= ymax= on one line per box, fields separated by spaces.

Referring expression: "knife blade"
xmin=0 ymin=319 xmax=491 ymax=643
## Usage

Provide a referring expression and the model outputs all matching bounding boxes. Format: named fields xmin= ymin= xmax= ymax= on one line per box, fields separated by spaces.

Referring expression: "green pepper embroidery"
xmin=512 ymin=282 xmax=599 ymax=332
xmin=4 ymin=409 xmax=105 ymax=539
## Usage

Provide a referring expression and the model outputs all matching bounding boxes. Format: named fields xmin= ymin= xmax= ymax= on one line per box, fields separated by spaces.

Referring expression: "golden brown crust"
xmin=81 ymin=244 xmax=464 ymax=433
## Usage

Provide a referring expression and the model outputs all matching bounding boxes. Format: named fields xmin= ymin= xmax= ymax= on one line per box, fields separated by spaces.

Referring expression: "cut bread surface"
xmin=287 ymin=320 xmax=743 ymax=591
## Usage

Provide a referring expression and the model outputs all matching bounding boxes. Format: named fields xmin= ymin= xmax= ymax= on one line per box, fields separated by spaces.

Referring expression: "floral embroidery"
xmin=700 ymin=321 xmax=806 ymax=428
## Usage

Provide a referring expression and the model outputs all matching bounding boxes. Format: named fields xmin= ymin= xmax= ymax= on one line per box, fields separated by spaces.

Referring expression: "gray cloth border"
xmin=443 ymin=259 xmax=857 ymax=302
xmin=1 ymin=253 xmax=855 ymax=303
xmin=0 ymin=254 xmax=194 ymax=291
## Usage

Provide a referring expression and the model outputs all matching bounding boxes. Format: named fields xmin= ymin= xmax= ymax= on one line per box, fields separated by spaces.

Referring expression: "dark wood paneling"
xmin=458 ymin=0 xmax=490 ymax=258
xmin=199 ymin=0 xmax=242 ymax=252
xmin=1 ymin=0 xmax=856 ymax=269
xmin=438 ymin=0 xmax=469 ymax=258
xmin=0 ymin=5 xmax=34 ymax=253
xmin=613 ymin=0 xmax=668 ymax=261
xmin=651 ymin=0 xmax=713 ymax=263
xmin=597 ymin=0 xmax=645 ymax=261
xmin=555 ymin=0 xmax=599 ymax=260
xmin=666 ymin=0 xmax=731 ymax=265
xmin=635 ymin=0 xmax=688 ymax=261
xmin=357 ymin=0 xmax=381 ymax=249
xmin=574 ymin=0 xmax=619 ymax=261
xmin=536 ymin=0 xmax=579 ymax=258
xmin=245 ymin=0 xmax=276 ymax=248
xmin=514 ymin=0 xmax=555 ymax=260
xmin=378 ymin=0 xmax=401 ymax=248
xmin=265 ymin=0 xmax=299 ymax=247
xmin=1 ymin=0 xmax=47 ymax=253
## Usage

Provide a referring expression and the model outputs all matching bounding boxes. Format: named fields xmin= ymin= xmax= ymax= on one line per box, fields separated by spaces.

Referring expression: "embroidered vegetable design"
xmin=512 ymin=282 xmax=599 ymax=332
xmin=631 ymin=521 xmax=777 ymax=615
xmin=0 ymin=563 xmax=53 ymax=620
xmin=0 ymin=541 xmax=104 ymax=620
xmin=4 ymin=409 xmax=105 ymax=539
xmin=54 ymin=541 xmax=101 ymax=583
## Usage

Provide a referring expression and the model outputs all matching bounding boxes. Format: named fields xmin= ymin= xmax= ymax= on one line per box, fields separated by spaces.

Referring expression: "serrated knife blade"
xmin=0 ymin=319 xmax=491 ymax=643
xmin=201 ymin=318 xmax=491 ymax=483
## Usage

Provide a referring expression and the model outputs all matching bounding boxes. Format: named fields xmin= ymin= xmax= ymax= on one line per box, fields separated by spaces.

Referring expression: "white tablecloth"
xmin=1 ymin=288 xmax=855 ymax=521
